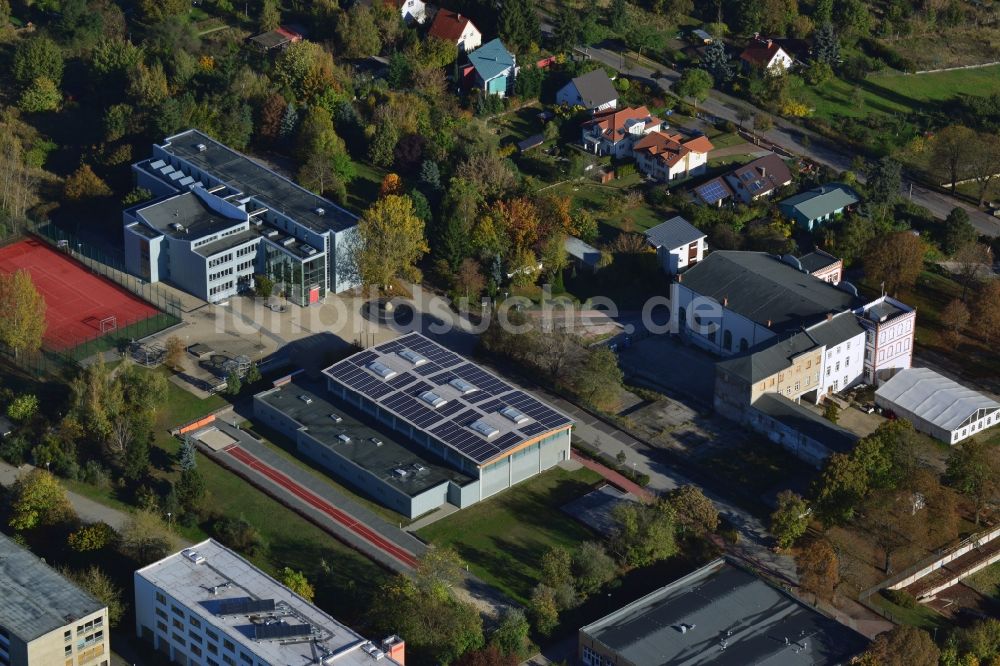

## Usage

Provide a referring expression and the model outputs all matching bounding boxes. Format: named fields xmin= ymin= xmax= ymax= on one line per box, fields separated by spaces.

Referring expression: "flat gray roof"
xmin=137 ymin=191 xmax=244 ymax=240
xmin=681 ymin=252 xmax=858 ymax=334
xmin=875 ymin=367 xmax=1000 ymax=432
xmin=0 ymin=531 xmax=105 ymax=642
xmin=160 ymin=129 xmax=357 ymax=235
xmin=797 ymin=250 xmax=839 ymax=274
xmin=258 ymin=379 xmax=474 ymax=495
xmin=581 ymin=558 xmax=868 ymax=665
xmin=137 ymin=539 xmax=400 ymax=666
xmin=753 ymin=393 xmax=859 ymax=454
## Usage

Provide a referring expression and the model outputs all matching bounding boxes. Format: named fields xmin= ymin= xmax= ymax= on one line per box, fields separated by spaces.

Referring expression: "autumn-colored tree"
xmin=9 ymin=469 xmax=76 ymax=531
xmin=856 ymin=626 xmax=939 ymax=666
xmin=974 ymin=280 xmax=1000 ymax=342
xmin=528 ymin=584 xmax=559 ymax=636
xmin=535 ymin=194 xmax=573 ymax=239
xmin=456 ymin=258 xmax=485 ymax=300
xmin=666 ymin=485 xmax=719 ymax=535
xmin=68 ymin=522 xmax=118 ymax=552
xmin=356 ymin=195 xmax=429 ymax=289
xmin=379 ymin=173 xmax=403 ymax=198
xmin=453 ymin=645 xmax=519 ymax=666
xmin=164 ymin=335 xmax=185 ymax=371
xmin=941 ymin=299 xmax=970 ymax=340
xmin=953 ymin=241 xmax=993 ymax=301
xmin=968 ymin=132 xmax=1000 ymax=206
xmin=946 ymin=438 xmax=1000 ymax=526
xmin=64 ymin=164 xmax=112 ymax=200
xmin=930 ymin=125 xmax=976 ymax=194
xmin=256 ymin=93 xmax=287 ymax=145
xmin=0 ymin=269 xmax=46 ymax=358
xmin=495 ymin=197 xmax=540 ymax=253
xmin=860 ymin=489 xmax=923 ymax=574
xmin=796 ymin=537 xmax=839 ymax=601
xmin=280 ymin=567 xmax=315 ymax=601
xmin=863 ymin=231 xmax=925 ymax=295
xmin=64 ymin=566 xmax=125 ymax=627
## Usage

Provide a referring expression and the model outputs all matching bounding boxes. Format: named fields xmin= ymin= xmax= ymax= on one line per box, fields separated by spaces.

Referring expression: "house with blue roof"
xmin=779 ymin=183 xmax=860 ymax=231
xmin=464 ymin=38 xmax=517 ymax=97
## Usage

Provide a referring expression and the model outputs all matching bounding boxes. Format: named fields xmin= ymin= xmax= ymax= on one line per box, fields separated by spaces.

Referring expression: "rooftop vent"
xmin=361 ymin=642 xmax=386 ymax=660
xmin=449 ymin=378 xmax=476 ymax=394
xmin=398 ymin=349 xmax=428 ymax=366
xmin=337 ymin=434 xmax=351 ymax=444
xmin=329 ymin=413 xmax=342 ymax=423
xmin=298 ymin=394 xmax=313 ymax=404
xmin=182 ymin=549 xmax=206 ymax=565
xmin=368 ymin=361 xmax=397 ymax=380
xmin=314 ymin=207 xmax=325 ymax=216
xmin=170 ymin=222 xmax=185 ymax=232
xmin=392 ymin=468 xmax=409 ymax=479
xmin=470 ymin=419 xmax=500 ymax=439
xmin=418 ymin=390 xmax=448 ymax=408
xmin=196 ymin=143 xmax=207 ymax=152
xmin=370 ymin=437 xmax=383 ymax=446
xmin=500 ymin=406 xmax=529 ymax=425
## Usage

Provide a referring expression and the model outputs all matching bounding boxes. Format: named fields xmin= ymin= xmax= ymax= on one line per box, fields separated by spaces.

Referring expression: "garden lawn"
xmin=964 ymin=560 xmax=1000 ymax=602
xmin=346 ymin=162 xmax=388 ymax=215
xmin=417 ymin=466 xmax=602 ymax=604
xmin=869 ymin=64 xmax=1000 ymax=103
xmin=548 ymin=179 xmax=663 ymax=238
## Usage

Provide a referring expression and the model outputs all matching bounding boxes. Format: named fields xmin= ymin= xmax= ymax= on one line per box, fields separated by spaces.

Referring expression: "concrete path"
xmin=0 ymin=462 xmax=132 ymax=531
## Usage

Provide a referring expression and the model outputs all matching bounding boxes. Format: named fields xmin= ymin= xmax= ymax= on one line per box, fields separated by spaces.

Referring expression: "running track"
xmin=224 ymin=445 xmax=419 ymax=569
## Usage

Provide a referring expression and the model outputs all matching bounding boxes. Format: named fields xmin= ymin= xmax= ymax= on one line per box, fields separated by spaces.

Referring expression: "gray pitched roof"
xmin=779 ymin=183 xmax=859 ymax=221
xmin=644 ymin=216 xmax=704 ymax=250
xmin=798 ymin=249 xmax=840 ymax=274
xmin=753 ymin=393 xmax=859 ymax=454
xmin=567 ymin=69 xmax=618 ymax=109
xmin=806 ymin=311 xmax=866 ymax=348
xmin=717 ymin=329 xmax=822 ymax=383
xmin=875 ymin=368 xmax=1000 ymax=431
xmin=680 ymin=251 xmax=858 ymax=333
xmin=0 ymin=532 xmax=105 ymax=642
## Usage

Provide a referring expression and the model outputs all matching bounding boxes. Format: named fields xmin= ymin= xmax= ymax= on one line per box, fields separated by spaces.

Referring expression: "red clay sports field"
xmin=0 ymin=238 xmax=159 ymax=351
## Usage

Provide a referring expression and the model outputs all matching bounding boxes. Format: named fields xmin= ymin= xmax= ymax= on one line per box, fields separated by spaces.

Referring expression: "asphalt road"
xmin=580 ymin=44 xmax=1000 ymax=237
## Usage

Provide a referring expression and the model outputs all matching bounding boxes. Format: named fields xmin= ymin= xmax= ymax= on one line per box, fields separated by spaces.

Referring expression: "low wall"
xmin=916 ymin=549 xmax=1000 ymax=600
xmin=887 ymin=525 xmax=1000 ymax=591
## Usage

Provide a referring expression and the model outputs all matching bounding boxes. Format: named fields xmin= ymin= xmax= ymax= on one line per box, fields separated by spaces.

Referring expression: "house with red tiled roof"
xmin=632 ymin=131 xmax=714 ymax=182
xmin=428 ymin=8 xmax=482 ymax=53
xmin=580 ymin=106 xmax=662 ymax=158
xmin=739 ymin=37 xmax=793 ymax=73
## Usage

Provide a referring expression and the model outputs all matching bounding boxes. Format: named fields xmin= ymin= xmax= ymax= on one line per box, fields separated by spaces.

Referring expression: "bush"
xmin=7 ymin=394 xmax=38 ymax=422
xmin=68 ymin=522 xmax=118 ymax=552
xmin=883 ymin=588 xmax=918 ymax=609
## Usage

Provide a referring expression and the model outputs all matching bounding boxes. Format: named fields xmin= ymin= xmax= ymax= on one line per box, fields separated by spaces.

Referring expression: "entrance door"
xmin=309 ymin=286 xmax=320 ymax=304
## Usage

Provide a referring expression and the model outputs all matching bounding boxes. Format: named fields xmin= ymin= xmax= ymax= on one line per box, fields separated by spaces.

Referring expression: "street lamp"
xmin=166 ymin=512 xmax=173 ymax=528
xmin=45 ymin=461 xmax=50 ymax=473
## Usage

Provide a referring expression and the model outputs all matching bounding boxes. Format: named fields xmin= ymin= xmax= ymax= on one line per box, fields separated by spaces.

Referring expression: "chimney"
xmin=382 ymin=636 xmax=405 ymax=665
xmin=767 ymin=39 xmax=773 ymax=48
xmin=760 ymin=166 xmax=766 ymax=177
xmin=826 ymin=313 xmax=832 ymax=321
xmin=677 ymin=273 xmax=683 ymax=283
xmin=766 ymin=319 xmax=772 ymax=328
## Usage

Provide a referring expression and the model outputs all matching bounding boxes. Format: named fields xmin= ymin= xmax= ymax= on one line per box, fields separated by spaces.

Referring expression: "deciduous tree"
xmin=675 ymin=68 xmax=713 ymax=112
xmin=64 ymin=164 xmax=112 ymax=200
xmin=68 ymin=522 xmax=117 ymax=552
xmin=968 ymin=132 xmax=1000 ymax=206
xmin=931 ymin=125 xmax=976 ymax=194
xmin=13 ymin=36 xmax=64 ymax=87
xmin=863 ymin=231 xmax=925 ymax=295
xmin=952 ymin=241 xmax=993 ymax=301
xmin=946 ymin=438 xmax=1000 ymax=526
xmin=528 ymin=584 xmax=559 ymax=636
xmin=770 ymin=490 xmax=810 ymax=549
xmin=857 ymin=626 xmax=939 ymax=666
xmin=974 ymin=280 xmax=1000 ymax=342
xmin=18 ymin=77 xmax=61 ymax=112
xmin=572 ymin=347 xmax=623 ymax=410
xmin=337 ymin=4 xmax=382 ymax=58
xmin=499 ymin=0 xmax=539 ymax=53
xmin=610 ymin=499 xmax=677 ymax=568
xmin=64 ymin=566 xmax=124 ymax=626
xmin=813 ymin=452 xmax=868 ymax=525
xmin=572 ymin=541 xmax=618 ymax=595
xmin=280 ymin=567 xmax=315 ymax=601
xmin=796 ymin=537 xmax=838 ymax=601
xmin=9 ymin=469 xmax=75 ymax=531
xmin=490 ymin=607 xmax=530 ymax=657
xmin=165 ymin=335 xmax=185 ymax=371
xmin=0 ymin=270 xmax=46 ymax=358
xmin=259 ymin=0 xmax=280 ymax=31
xmin=941 ymin=207 xmax=977 ymax=256
xmin=941 ymin=299 xmax=971 ymax=338
xmin=666 ymin=485 xmax=719 ymax=535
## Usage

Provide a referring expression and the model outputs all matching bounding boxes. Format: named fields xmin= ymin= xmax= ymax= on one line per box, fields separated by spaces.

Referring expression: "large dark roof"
xmin=581 ymin=558 xmax=868 ymax=666
xmin=567 ymin=69 xmax=618 ymax=108
xmin=680 ymin=251 xmax=858 ymax=333
xmin=717 ymin=329 xmax=822 ymax=383
xmin=753 ymin=393 xmax=859 ymax=455
xmin=806 ymin=312 xmax=866 ymax=348
xmin=798 ymin=250 xmax=840 ymax=274
xmin=136 ymin=191 xmax=243 ymax=240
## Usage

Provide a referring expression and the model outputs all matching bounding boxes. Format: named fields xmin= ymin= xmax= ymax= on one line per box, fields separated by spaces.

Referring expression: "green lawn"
xmin=870 ymin=64 xmax=1000 ymax=103
xmin=547 ymin=178 xmax=663 ymax=238
xmin=870 ymin=593 xmax=948 ymax=630
xmin=346 ymin=162 xmax=387 ymax=215
xmin=964 ymin=560 xmax=1000 ymax=602
xmin=492 ymin=104 xmax=543 ymax=145
xmin=417 ymin=466 xmax=602 ymax=604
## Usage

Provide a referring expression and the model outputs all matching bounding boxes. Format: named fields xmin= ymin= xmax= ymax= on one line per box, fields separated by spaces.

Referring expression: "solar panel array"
xmin=217 ymin=598 xmax=276 ymax=616
xmin=323 ymin=333 xmax=573 ymax=465
xmin=254 ymin=622 xmax=313 ymax=640
xmin=697 ymin=179 xmax=729 ymax=203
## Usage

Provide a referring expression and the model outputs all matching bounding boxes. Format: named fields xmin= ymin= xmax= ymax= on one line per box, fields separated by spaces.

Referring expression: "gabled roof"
xmin=806 ymin=311 xmax=866 ymax=348
xmin=876 ymin=368 xmax=1000 ymax=432
xmin=467 ymin=38 xmax=515 ymax=81
xmin=634 ymin=131 xmax=714 ymax=168
xmin=718 ymin=328 xmax=822 ymax=383
xmin=740 ymin=40 xmax=790 ymax=67
xmin=581 ymin=106 xmax=659 ymax=143
xmin=727 ymin=153 xmax=792 ymax=197
xmin=428 ymin=9 xmax=477 ymax=42
xmin=780 ymin=183 xmax=860 ymax=221
xmin=798 ymin=249 xmax=841 ymax=274
xmin=644 ymin=215 xmax=704 ymax=250
xmin=680 ymin=251 xmax=859 ymax=333
xmin=565 ymin=69 xmax=618 ymax=109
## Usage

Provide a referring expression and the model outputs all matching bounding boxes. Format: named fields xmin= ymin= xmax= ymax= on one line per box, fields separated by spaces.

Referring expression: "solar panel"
xmin=217 ymin=598 xmax=275 ymax=616
xmin=254 ymin=622 xmax=313 ymax=640
xmin=698 ymin=180 xmax=728 ymax=202
xmin=451 ymin=363 xmax=512 ymax=395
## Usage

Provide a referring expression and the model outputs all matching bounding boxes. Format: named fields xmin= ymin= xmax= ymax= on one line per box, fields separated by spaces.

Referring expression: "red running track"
xmin=224 ymin=445 xmax=419 ymax=569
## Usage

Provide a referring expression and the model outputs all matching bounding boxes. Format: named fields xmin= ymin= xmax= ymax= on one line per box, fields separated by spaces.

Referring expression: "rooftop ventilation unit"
xmin=470 ymin=419 xmax=500 ymax=439
xmin=314 ymin=207 xmax=325 ymax=216
xmin=337 ymin=434 xmax=351 ymax=444
xmin=449 ymin=378 xmax=476 ymax=394
xmin=500 ymin=406 xmax=530 ymax=425
xmin=329 ymin=413 xmax=342 ymax=423
xmin=418 ymin=390 xmax=448 ymax=408
xmin=397 ymin=349 xmax=428 ymax=366
xmin=266 ymin=230 xmax=279 ymax=238
xmin=299 ymin=395 xmax=313 ymax=404
xmin=170 ymin=222 xmax=185 ymax=232
xmin=181 ymin=549 xmax=206 ymax=565
xmin=392 ymin=468 xmax=409 ymax=479
xmin=304 ymin=246 xmax=317 ymax=255
xmin=368 ymin=361 xmax=397 ymax=380
xmin=196 ymin=143 xmax=208 ymax=152
xmin=361 ymin=642 xmax=386 ymax=660
xmin=282 ymin=237 xmax=296 ymax=247
xmin=412 ymin=463 xmax=426 ymax=472
xmin=370 ymin=437 xmax=383 ymax=446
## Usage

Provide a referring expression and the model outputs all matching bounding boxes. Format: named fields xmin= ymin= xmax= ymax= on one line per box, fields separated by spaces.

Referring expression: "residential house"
xmin=427 ymin=9 xmax=482 ymax=53
xmin=723 ymin=153 xmax=792 ymax=203
xmin=779 ymin=183 xmax=860 ymax=230
xmin=0 ymin=531 xmax=110 ymax=666
xmin=465 ymin=39 xmax=517 ymax=97
xmin=739 ymin=37 xmax=794 ymax=73
xmin=579 ymin=106 xmax=662 ymax=158
xmin=632 ymin=131 xmax=714 ymax=182
xmin=857 ymin=295 xmax=916 ymax=385
xmin=693 ymin=176 xmax=734 ymax=207
xmin=644 ymin=215 xmax=706 ymax=274
xmin=875 ymin=368 xmax=1000 ymax=445
xmin=247 ymin=26 xmax=302 ymax=52
xmin=797 ymin=249 xmax=842 ymax=283
xmin=556 ymin=69 xmax=618 ymax=114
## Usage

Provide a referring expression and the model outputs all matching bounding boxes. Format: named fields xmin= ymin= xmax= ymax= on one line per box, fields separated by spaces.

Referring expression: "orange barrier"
xmin=178 ymin=414 xmax=216 ymax=435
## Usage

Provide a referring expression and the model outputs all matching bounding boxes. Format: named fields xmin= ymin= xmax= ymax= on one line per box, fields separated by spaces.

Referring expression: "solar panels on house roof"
xmin=323 ymin=333 xmax=573 ymax=465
